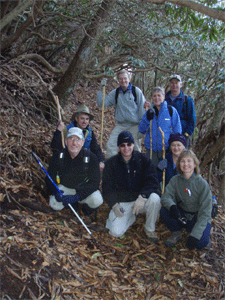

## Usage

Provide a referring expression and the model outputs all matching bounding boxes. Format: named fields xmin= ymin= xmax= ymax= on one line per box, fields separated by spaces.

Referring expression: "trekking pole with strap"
xmin=159 ymin=127 xmax=166 ymax=194
xmin=100 ymin=85 xmax=106 ymax=149
xmin=31 ymin=152 xmax=93 ymax=237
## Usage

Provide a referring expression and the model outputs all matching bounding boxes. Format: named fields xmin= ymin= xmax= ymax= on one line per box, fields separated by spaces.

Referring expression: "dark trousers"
xmin=160 ymin=207 xmax=211 ymax=249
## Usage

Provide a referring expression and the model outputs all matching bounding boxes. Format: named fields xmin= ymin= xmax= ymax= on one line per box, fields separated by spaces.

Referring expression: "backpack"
xmin=115 ymin=85 xmax=137 ymax=105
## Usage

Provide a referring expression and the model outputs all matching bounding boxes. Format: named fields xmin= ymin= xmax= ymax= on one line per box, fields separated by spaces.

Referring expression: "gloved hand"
xmin=146 ymin=109 xmax=154 ymax=121
xmin=132 ymin=195 xmax=147 ymax=215
xmin=157 ymin=159 xmax=168 ymax=171
xmin=170 ymin=205 xmax=180 ymax=220
xmin=112 ymin=203 xmax=125 ymax=218
xmin=186 ymin=235 xmax=199 ymax=250
xmin=55 ymin=190 xmax=64 ymax=202
xmin=61 ymin=194 xmax=81 ymax=207
xmin=101 ymin=78 xmax=107 ymax=87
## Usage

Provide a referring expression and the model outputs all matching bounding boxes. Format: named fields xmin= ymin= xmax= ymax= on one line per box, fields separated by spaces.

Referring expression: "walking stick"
xmin=31 ymin=152 xmax=93 ymax=238
xmin=149 ymin=120 xmax=152 ymax=160
xmin=159 ymin=127 xmax=166 ymax=194
xmin=53 ymin=95 xmax=65 ymax=149
xmin=100 ymin=85 xmax=105 ymax=149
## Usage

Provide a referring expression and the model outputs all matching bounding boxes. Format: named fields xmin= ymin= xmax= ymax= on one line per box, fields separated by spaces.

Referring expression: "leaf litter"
xmin=0 ymin=79 xmax=225 ymax=300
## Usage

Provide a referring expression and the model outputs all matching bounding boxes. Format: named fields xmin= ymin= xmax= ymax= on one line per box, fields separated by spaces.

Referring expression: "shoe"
xmin=144 ymin=228 xmax=158 ymax=242
xmin=205 ymin=238 xmax=212 ymax=250
xmin=165 ymin=231 xmax=182 ymax=247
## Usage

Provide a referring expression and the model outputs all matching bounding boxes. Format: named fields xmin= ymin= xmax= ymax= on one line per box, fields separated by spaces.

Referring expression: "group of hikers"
xmin=46 ymin=70 xmax=213 ymax=251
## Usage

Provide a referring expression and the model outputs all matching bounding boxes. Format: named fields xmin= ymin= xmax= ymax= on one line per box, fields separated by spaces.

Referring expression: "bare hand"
xmin=99 ymin=162 xmax=105 ymax=172
xmin=144 ymin=101 xmax=151 ymax=110
xmin=57 ymin=121 xmax=65 ymax=132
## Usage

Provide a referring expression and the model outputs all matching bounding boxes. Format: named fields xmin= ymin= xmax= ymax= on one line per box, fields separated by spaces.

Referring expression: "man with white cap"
xmin=46 ymin=127 xmax=103 ymax=219
xmin=51 ymin=104 xmax=105 ymax=172
xmin=165 ymin=74 xmax=196 ymax=148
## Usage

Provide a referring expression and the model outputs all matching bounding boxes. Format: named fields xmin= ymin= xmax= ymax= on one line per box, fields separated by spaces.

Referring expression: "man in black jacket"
xmin=102 ymin=131 xmax=161 ymax=242
xmin=51 ymin=105 xmax=105 ymax=172
xmin=46 ymin=127 xmax=103 ymax=215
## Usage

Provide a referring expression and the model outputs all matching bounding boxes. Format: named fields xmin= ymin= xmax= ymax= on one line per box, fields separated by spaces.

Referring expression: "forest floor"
xmin=0 ymin=78 xmax=225 ymax=300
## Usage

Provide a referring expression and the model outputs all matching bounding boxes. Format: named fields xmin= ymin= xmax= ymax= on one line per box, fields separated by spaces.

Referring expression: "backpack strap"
xmin=83 ymin=148 xmax=90 ymax=183
xmin=115 ymin=86 xmax=137 ymax=105
xmin=168 ymin=105 xmax=173 ymax=118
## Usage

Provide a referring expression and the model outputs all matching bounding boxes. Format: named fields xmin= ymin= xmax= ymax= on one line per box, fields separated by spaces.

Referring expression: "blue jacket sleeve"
xmin=185 ymin=96 xmax=196 ymax=136
xmin=139 ymin=111 xmax=150 ymax=134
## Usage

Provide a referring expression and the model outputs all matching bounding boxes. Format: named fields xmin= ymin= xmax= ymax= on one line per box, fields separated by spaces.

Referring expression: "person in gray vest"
xmin=96 ymin=70 xmax=146 ymax=159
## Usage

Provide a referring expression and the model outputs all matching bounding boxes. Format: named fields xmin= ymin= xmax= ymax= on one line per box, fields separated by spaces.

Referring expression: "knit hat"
xmin=66 ymin=127 xmax=84 ymax=140
xmin=169 ymin=133 xmax=186 ymax=147
xmin=117 ymin=131 xmax=134 ymax=146
xmin=71 ymin=105 xmax=94 ymax=121
xmin=169 ymin=74 xmax=182 ymax=82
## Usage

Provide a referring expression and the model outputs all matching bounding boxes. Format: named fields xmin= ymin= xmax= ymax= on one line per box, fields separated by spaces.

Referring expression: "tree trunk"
xmin=219 ymin=173 xmax=225 ymax=209
xmin=53 ymin=0 xmax=113 ymax=105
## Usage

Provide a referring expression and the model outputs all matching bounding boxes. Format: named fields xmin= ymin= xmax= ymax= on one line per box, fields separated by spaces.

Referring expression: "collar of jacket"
xmin=119 ymin=82 xmax=133 ymax=94
xmin=165 ymin=90 xmax=184 ymax=100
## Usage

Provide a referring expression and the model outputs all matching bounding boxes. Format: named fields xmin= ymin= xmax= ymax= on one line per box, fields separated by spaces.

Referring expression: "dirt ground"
xmin=0 ymin=79 xmax=225 ymax=300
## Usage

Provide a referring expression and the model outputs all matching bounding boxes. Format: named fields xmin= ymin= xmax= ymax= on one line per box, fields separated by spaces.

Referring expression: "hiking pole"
xmin=31 ymin=151 xmax=93 ymax=238
xmin=100 ymin=84 xmax=106 ymax=149
xmin=159 ymin=127 xmax=166 ymax=194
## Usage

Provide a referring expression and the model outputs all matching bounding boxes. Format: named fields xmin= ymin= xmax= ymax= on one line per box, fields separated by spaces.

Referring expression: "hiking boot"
xmin=205 ymin=238 xmax=212 ymax=250
xmin=144 ymin=228 xmax=158 ymax=242
xmin=165 ymin=231 xmax=182 ymax=247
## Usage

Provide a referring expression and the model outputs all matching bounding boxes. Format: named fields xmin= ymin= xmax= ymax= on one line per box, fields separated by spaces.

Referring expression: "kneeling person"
xmin=46 ymin=127 xmax=103 ymax=218
xmin=102 ymin=131 xmax=161 ymax=242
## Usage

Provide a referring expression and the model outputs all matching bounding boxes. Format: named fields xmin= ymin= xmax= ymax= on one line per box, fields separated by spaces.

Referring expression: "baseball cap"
xmin=169 ymin=74 xmax=182 ymax=82
xmin=66 ymin=127 xmax=84 ymax=139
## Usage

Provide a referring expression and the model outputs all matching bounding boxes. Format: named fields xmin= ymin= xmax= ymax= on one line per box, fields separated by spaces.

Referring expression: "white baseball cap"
xmin=66 ymin=127 xmax=84 ymax=139
xmin=169 ymin=74 xmax=182 ymax=82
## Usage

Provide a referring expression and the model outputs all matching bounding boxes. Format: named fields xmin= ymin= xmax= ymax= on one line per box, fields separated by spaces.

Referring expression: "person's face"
xmin=75 ymin=113 xmax=90 ymax=129
xmin=180 ymin=156 xmax=196 ymax=177
xmin=119 ymin=142 xmax=134 ymax=161
xmin=152 ymin=91 xmax=164 ymax=109
xmin=118 ymin=73 xmax=130 ymax=91
xmin=171 ymin=141 xmax=185 ymax=157
xmin=65 ymin=135 xmax=85 ymax=158
xmin=169 ymin=79 xmax=182 ymax=96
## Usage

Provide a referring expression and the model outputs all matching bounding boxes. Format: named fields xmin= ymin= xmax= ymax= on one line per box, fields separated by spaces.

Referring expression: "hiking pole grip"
xmin=31 ymin=152 xmax=93 ymax=237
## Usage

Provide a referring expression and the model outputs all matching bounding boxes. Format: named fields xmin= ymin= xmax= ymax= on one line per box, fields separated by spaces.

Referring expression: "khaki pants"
xmin=106 ymin=193 xmax=161 ymax=237
xmin=106 ymin=123 xmax=144 ymax=159
xmin=49 ymin=184 xmax=103 ymax=211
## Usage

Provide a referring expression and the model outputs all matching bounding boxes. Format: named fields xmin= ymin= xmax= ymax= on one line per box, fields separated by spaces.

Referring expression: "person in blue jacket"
xmin=157 ymin=132 xmax=186 ymax=188
xmin=139 ymin=86 xmax=182 ymax=167
xmin=51 ymin=105 xmax=105 ymax=172
xmin=165 ymin=74 xmax=196 ymax=148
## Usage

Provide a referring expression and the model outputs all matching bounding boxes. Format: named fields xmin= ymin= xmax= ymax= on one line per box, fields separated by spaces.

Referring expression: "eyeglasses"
xmin=119 ymin=143 xmax=133 ymax=148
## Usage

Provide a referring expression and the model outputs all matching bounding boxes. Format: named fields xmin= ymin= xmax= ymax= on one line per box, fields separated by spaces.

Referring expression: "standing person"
xmin=51 ymin=105 xmax=105 ymax=172
xmin=157 ymin=132 xmax=186 ymax=187
xmin=96 ymin=70 xmax=146 ymax=159
xmin=160 ymin=149 xmax=212 ymax=250
xmin=46 ymin=127 xmax=103 ymax=220
xmin=102 ymin=131 xmax=161 ymax=242
xmin=165 ymin=74 xmax=196 ymax=148
xmin=139 ymin=86 xmax=182 ymax=167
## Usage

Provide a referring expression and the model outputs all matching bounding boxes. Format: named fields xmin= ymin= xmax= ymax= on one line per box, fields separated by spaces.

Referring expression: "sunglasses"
xmin=119 ymin=143 xmax=133 ymax=148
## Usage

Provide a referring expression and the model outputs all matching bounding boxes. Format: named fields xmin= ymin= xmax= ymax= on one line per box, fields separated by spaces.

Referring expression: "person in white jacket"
xmin=96 ymin=70 xmax=146 ymax=159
